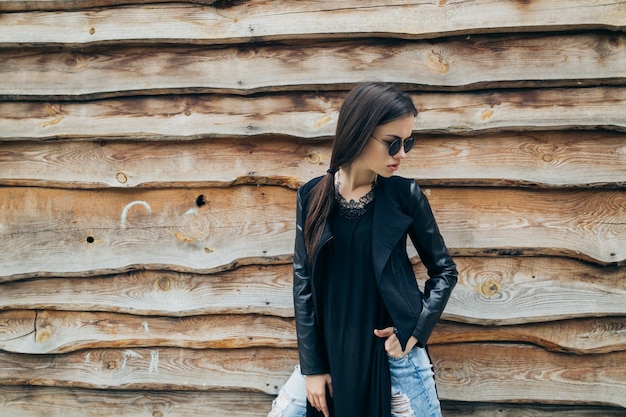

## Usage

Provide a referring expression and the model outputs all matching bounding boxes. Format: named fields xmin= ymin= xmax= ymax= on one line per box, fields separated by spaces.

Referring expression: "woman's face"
xmin=353 ymin=115 xmax=415 ymax=178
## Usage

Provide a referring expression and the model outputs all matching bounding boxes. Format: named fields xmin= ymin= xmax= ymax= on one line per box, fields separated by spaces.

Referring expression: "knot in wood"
xmin=156 ymin=276 xmax=172 ymax=291
xmin=480 ymin=279 xmax=501 ymax=298
xmin=152 ymin=411 xmax=163 ymax=417
xmin=35 ymin=328 xmax=52 ymax=344
xmin=306 ymin=153 xmax=321 ymax=164
xmin=116 ymin=172 xmax=128 ymax=184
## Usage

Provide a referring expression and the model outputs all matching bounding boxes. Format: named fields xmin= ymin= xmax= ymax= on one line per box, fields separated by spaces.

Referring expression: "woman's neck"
xmin=336 ymin=167 xmax=376 ymax=201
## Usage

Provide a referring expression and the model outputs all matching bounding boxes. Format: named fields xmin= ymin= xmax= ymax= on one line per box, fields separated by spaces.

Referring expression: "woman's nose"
xmin=394 ymin=147 xmax=407 ymax=159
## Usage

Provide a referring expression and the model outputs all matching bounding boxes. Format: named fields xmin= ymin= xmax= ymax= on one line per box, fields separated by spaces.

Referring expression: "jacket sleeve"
xmin=292 ymin=187 xmax=329 ymax=375
xmin=407 ymin=181 xmax=458 ymax=346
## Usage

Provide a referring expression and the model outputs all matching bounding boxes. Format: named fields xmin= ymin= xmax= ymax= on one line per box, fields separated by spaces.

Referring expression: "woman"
xmin=271 ymin=82 xmax=457 ymax=417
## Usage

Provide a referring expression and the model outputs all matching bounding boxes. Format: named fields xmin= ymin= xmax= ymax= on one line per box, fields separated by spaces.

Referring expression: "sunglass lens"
xmin=388 ymin=138 xmax=402 ymax=156
xmin=404 ymin=137 xmax=415 ymax=153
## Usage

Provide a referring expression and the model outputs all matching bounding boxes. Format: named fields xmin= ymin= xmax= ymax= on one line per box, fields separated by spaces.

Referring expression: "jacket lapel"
xmin=372 ymin=181 xmax=413 ymax=278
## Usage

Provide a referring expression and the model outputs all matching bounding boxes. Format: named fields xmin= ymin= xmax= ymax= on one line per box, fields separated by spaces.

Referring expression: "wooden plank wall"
xmin=1 ymin=1 xmax=625 ymax=415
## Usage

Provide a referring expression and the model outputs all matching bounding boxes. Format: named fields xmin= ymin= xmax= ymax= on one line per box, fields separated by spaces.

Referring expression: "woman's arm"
xmin=407 ymin=181 xmax=458 ymax=346
xmin=293 ymin=187 xmax=329 ymax=375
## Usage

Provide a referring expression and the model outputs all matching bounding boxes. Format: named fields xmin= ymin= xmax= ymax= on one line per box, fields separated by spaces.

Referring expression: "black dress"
xmin=309 ymin=186 xmax=393 ymax=417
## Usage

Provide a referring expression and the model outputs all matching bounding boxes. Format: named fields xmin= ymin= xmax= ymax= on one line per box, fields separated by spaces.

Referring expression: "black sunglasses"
xmin=371 ymin=135 xmax=415 ymax=156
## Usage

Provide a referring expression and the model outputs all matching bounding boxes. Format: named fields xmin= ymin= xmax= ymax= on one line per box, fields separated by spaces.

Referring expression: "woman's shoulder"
xmin=378 ymin=175 xmax=420 ymax=194
xmin=378 ymin=176 xmax=426 ymax=213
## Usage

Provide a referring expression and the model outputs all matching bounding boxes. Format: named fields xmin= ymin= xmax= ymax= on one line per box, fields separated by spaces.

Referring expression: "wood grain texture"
xmin=1 ymin=386 xmax=625 ymax=417
xmin=2 ymin=87 xmax=625 ymax=142
xmin=1 ymin=309 xmax=624 ymax=355
xmin=0 ymin=187 xmax=623 ymax=280
xmin=1 ymin=131 xmax=624 ymax=189
xmin=0 ymin=186 xmax=296 ymax=279
xmin=0 ymin=347 xmax=298 ymax=394
xmin=0 ymin=0 xmax=217 ymax=12
xmin=0 ymin=266 xmax=294 ymax=314
xmin=438 ymin=257 xmax=626 ymax=325
xmin=0 ymin=257 xmax=622 ymax=323
xmin=1 ymin=33 xmax=625 ymax=99
xmin=1 ymin=1 xmax=624 ymax=412
xmin=431 ymin=343 xmax=626 ymax=408
xmin=1 ymin=1 xmax=624 ymax=46
xmin=0 ymin=310 xmax=296 ymax=354
xmin=0 ymin=386 xmax=275 ymax=417
xmin=442 ymin=401 xmax=626 ymax=417
xmin=0 ymin=344 xmax=624 ymax=406
xmin=427 ymin=188 xmax=625 ymax=265
xmin=432 ymin=318 xmax=626 ymax=355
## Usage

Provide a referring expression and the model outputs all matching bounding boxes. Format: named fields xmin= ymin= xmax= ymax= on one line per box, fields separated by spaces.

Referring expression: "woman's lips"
xmin=388 ymin=163 xmax=400 ymax=171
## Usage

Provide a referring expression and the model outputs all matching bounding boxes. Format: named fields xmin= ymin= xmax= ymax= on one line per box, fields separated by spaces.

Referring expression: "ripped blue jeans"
xmin=267 ymin=346 xmax=441 ymax=417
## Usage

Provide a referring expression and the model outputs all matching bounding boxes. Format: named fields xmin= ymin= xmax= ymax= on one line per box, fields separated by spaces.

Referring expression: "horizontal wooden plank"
xmin=0 ymin=386 xmax=275 ymax=417
xmin=1 ymin=309 xmax=624 ymax=355
xmin=0 ymin=344 xmax=624 ymax=406
xmin=432 ymin=188 xmax=625 ymax=265
xmin=0 ymin=310 xmax=296 ymax=353
xmin=1 ymin=34 xmax=625 ymax=99
xmin=0 ymin=347 xmax=298 ymax=394
xmin=442 ymin=402 xmax=626 ymax=417
xmin=0 ymin=186 xmax=296 ymax=279
xmin=1 ymin=88 xmax=624 ymax=142
xmin=1 ymin=131 xmax=625 ymax=189
xmin=1 ymin=1 xmax=625 ymax=46
xmin=0 ymin=266 xmax=295 ymax=315
xmin=0 ymin=187 xmax=623 ymax=280
xmin=441 ymin=257 xmax=626 ymax=325
xmin=0 ymin=257 xmax=623 ymax=326
xmin=0 ymin=0 xmax=214 ymax=12
xmin=432 ymin=317 xmax=626 ymax=355
xmin=2 ymin=386 xmax=623 ymax=417
xmin=431 ymin=343 xmax=626 ymax=408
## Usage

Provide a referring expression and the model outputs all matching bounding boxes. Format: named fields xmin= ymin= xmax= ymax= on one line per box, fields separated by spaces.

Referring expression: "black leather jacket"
xmin=293 ymin=175 xmax=458 ymax=375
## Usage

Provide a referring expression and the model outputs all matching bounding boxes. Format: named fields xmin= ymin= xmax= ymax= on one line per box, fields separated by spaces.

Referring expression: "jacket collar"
xmin=371 ymin=179 xmax=413 ymax=277
xmin=312 ymin=177 xmax=413 ymax=278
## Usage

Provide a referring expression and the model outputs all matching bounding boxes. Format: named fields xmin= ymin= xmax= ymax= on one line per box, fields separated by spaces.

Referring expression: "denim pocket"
xmin=387 ymin=344 xmax=418 ymax=362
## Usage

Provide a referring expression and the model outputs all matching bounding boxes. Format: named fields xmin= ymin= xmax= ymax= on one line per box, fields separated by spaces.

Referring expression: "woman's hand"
xmin=374 ymin=327 xmax=418 ymax=358
xmin=306 ymin=373 xmax=333 ymax=417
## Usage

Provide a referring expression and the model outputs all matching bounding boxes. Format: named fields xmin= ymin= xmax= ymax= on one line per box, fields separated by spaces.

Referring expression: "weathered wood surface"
xmin=431 ymin=343 xmax=626 ymax=408
xmin=1 ymin=131 xmax=625 ymax=189
xmin=431 ymin=318 xmax=626 ymax=355
xmin=0 ymin=310 xmax=296 ymax=353
xmin=0 ymin=258 xmax=623 ymax=323
xmin=2 ymin=1 xmax=625 ymax=46
xmin=3 ymin=387 xmax=623 ymax=417
xmin=442 ymin=402 xmax=626 ymax=417
xmin=0 ymin=186 xmax=295 ymax=279
xmin=0 ymin=347 xmax=298 ymax=394
xmin=0 ymin=1 xmax=624 ymax=414
xmin=0 ymin=266 xmax=294 ymax=315
xmin=432 ymin=188 xmax=625 ymax=265
xmin=441 ymin=257 xmax=626 ymax=325
xmin=1 ymin=309 xmax=624 ymax=355
xmin=0 ymin=344 xmax=624 ymax=406
xmin=2 ymin=88 xmax=625 ymax=142
xmin=0 ymin=187 xmax=623 ymax=280
xmin=0 ymin=386 xmax=275 ymax=417
xmin=1 ymin=34 xmax=625 ymax=99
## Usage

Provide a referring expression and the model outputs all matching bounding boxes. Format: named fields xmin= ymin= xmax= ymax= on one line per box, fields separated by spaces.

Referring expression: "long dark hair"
xmin=304 ymin=82 xmax=418 ymax=261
